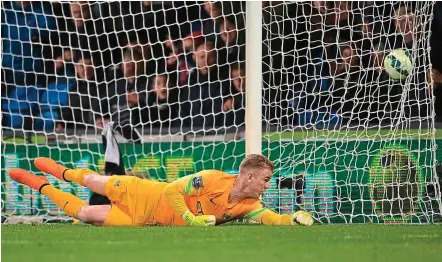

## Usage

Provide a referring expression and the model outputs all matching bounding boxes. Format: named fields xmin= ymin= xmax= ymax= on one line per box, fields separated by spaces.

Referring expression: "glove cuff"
xmin=290 ymin=213 xmax=298 ymax=226
xmin=181 ymin=210 xmax=195 ymax=225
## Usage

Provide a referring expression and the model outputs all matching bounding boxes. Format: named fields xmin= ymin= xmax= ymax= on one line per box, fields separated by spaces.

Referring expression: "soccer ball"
xmin=383 ymin=49 xmax=413 ymax=80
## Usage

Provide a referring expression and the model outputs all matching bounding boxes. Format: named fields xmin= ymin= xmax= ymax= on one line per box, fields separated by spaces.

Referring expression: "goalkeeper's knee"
xmin=76 ymin=205 xmax=109 ymax=226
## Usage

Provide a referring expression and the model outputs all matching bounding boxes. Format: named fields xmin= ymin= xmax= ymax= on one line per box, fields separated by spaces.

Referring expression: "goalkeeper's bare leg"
xmin=8 ymin=168 xmax=110 ymax=226
xmin=34 ymin=157 xmax=136 ymax=226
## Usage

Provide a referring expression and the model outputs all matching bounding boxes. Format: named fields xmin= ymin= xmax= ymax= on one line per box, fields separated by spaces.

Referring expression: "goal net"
xmin=1 ymin=1 xmax=441 ymax=224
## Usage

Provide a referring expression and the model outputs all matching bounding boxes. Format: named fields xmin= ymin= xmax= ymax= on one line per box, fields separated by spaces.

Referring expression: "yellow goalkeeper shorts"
xmin=102 ymin=204 xmax=132 ymax=226
xmin=103 ymin=176 xmax=167 ymax=226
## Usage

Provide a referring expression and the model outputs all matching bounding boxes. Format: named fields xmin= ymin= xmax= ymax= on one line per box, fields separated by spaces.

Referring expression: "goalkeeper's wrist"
xmin=181 ymin=210 xmax=195 ymax=225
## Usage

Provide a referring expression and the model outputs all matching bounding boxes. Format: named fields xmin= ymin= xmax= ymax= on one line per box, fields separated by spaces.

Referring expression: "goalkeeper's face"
xmin=247 ymin=168 xmax=273 ymax=198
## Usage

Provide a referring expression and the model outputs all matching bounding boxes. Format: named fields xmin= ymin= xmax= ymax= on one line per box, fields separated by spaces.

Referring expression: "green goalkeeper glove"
xmin=291 ymin=210 xmax=314 ymax=226
xmin=182 ymin=210 xmax=216 ymax=226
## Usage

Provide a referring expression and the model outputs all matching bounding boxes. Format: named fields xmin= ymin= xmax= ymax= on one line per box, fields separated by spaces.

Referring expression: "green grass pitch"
xmin=2 ymin=224 xmax=441 ymax=262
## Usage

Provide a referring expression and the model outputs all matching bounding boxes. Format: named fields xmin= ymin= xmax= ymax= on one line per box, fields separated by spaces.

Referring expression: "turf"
xmin=2 ymin=224 xmax=441 ymax=262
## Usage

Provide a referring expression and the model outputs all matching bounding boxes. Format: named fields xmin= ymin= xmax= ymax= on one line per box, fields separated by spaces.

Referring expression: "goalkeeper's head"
xmin=237 ymin=154 xmax=274 ymax=198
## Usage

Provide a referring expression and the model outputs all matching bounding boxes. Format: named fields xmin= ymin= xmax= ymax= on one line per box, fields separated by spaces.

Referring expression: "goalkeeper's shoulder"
xmin=180 ymin=169 xmax=235 ymax=195
xmin=194 ymin=169 xmax=230 ymax=177
xmin=190 ymin=169 xmax=233 ymax=184
xmin=164 ymin=169 xmax=232 ymax=195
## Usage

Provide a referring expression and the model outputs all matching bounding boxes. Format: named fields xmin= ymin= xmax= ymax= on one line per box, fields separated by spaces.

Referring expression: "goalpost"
xmin=1 ymin=1 xmax=441 ymax=224
xmin=245 ymin=1 xmax=262 ymax=156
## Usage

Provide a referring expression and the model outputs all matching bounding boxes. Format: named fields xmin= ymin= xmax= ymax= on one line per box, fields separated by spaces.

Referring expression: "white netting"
xmin=262 ymin=1 xmax=441 ymax=223
xmin=1 ymin=1 xmax=247 ymax=222
xmin=1 ymin=1 xmax=441 ymax=223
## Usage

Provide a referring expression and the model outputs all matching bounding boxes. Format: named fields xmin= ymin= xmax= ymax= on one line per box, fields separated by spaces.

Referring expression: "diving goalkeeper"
xmin=9 ymin=154 xmax=313 ymax=227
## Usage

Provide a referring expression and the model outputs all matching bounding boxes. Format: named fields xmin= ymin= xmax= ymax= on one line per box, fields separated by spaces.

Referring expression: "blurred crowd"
xmin=1 ymin=1 xmax=442 ymax=136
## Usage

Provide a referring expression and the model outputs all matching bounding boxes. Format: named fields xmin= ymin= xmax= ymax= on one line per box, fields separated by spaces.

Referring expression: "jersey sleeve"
xmin=164 ymin=170 xmax=225 ymax=216
xmin=242 ymin=201 xmax=293 ymax=226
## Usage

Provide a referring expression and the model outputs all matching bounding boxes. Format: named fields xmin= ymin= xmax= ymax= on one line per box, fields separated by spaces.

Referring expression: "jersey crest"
xmin=192 ymin=176 xmax=204 ymax=189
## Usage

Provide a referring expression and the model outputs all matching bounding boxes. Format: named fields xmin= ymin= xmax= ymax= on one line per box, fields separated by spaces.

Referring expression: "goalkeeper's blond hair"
xmin=239 ymin=154 xmax=274 ymax=173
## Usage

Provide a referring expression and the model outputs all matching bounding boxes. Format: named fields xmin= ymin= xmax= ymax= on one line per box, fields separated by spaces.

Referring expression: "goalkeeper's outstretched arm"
xmin=164 ymin=172 xmax=216 ymax=226
xmin=245 ymin=208 xmax=314 ymax=226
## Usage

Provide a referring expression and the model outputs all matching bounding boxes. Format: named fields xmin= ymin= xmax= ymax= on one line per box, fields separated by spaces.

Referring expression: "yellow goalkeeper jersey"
xmin=152 ymin=170 xmax=262 ymax=226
